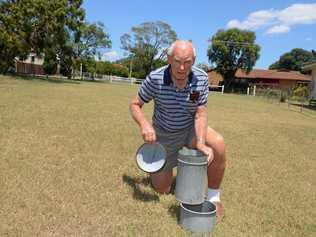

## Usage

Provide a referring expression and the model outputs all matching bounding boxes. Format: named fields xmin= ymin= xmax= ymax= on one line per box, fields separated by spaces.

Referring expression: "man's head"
xmin=167 ymin=40 xmax=196 ymax=83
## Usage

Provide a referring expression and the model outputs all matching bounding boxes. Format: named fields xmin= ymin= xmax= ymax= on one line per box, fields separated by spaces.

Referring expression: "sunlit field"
xmin=0 ymin=75 xmax=315 ymax=237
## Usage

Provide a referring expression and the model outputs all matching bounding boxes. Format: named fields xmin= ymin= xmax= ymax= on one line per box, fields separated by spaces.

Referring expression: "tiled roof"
xmin=235 ymin=69 xmax=311 ymax=81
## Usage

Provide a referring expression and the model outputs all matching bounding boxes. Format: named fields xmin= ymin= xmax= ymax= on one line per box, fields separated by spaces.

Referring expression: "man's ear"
xmin=167 ymin=55 xmax=172 ymax=65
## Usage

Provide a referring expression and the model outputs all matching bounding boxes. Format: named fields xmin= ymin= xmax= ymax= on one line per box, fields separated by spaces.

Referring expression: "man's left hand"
xmin=196 ymin=144 xmax=214 ymax=165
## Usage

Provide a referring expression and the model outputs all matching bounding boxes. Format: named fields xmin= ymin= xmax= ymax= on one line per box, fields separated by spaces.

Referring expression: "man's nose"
xmin=180 ymin=64 xmax=185 ymax=70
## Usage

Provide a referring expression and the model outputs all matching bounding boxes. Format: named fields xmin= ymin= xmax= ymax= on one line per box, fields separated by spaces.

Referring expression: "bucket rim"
xmin=135 ymin=142 xmax=167 ymax=173
xmin=177 ymin=158 xmax=207 ymax=166
xmin=180 ymin=202 xmax=217 ymax=215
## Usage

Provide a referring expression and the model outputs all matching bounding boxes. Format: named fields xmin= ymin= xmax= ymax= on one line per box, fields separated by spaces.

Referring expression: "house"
xmin=207 ymin=69 xmax=311 ymax=91
xmin=15 ymin=53 xmax=45 ymax=75
xmin=302 ymin=61 xmax=316 ymax=104
xmin=235 ymin=69 xmax=311 ymax=89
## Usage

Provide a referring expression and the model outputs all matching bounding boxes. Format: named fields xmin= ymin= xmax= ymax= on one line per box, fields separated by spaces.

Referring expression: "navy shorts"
xmin=154 ymin=124 xmax=195 ymax=171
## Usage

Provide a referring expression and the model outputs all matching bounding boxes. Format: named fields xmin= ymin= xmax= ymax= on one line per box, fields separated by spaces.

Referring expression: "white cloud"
xmin=226 ymin=3 xmax=316 ymax=35
xmin=278 ymin=4 xmax=316 ymax=25
xmin=227 ymin=10 xmax=277 ymax=30
xmin=103 ymin=51 xmax=121 ymax=62
xmin=265 ymin=25 xmax=290 ymax=35
xmin=305 ymin=37 xmax=312 ymax=41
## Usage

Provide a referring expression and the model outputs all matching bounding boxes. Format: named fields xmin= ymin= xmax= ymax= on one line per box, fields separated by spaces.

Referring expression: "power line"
xmin=210 ymin=40 xmax=255 ymax=46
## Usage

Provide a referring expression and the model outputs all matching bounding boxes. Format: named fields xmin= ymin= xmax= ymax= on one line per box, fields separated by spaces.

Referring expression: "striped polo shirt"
xmin=138 ymin=65 xmax=209 ymax=132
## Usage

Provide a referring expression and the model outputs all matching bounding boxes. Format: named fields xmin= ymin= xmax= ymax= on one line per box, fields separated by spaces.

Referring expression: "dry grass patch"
xmin=0 ymin=75 xmax=315 ymax=236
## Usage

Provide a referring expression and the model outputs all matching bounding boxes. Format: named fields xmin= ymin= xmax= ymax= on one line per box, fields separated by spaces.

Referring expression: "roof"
xmin=207 ymin=70 xmax=223 ymax=85
xmin=235 ymin=69 xmax=311 ymax=81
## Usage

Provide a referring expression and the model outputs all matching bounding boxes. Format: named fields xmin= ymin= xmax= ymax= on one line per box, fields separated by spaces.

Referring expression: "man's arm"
xmin=194 ymin=105 xmax=214 ymax=163
xmin=129 ymin=96 xmax=156 ymax=143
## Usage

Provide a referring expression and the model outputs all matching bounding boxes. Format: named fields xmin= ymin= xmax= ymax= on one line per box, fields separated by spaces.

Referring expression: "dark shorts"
xmin=154 ymin=124 xmax=195 ymax=171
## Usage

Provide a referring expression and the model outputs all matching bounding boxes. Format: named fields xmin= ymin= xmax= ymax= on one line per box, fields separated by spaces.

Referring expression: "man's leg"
xmin=189 ymin=126 xmax=226 ymax=220
xmin=150 ymin=170 xmax=173 ymax=194
xmin=189 ymin=126 xmax=226 ymax=188
xmin=205 ymin=127 xmax=226 ymax=188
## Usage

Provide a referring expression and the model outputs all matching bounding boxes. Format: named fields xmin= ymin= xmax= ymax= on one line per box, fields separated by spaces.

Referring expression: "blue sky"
xmin=83 ymin=0 xmax=316 ymax=69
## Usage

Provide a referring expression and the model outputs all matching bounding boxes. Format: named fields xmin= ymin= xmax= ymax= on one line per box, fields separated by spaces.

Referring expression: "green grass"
xmin=0 ymin=75 xmax=315 ymax=237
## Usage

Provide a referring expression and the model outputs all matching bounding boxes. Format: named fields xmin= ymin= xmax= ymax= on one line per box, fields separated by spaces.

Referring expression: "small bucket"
xmin=175 ymin=147 xmax=208 ymax=204
xmin=179 ymin=201 xmax=216 ymax=234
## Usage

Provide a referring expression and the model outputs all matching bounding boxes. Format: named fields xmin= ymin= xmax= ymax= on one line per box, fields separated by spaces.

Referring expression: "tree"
xmin=207 ymin=28 xmax=260 ymax=91
xmin=196 ymin=63 xmax=212 ymax=72
xmin=269 ymin=48 xmax=316 ymax=73
xmin=73 ymin=21 xmax=111 ymax=60
xmin=0 ymin=0 xmax=32 ymax=73
xmin=43 ymin=48 xmax=58 ymax=75
xmin=0 ymin=0 xmax=85 ymax=76
xmin=120 ymin=21 xmax=177 ymax=78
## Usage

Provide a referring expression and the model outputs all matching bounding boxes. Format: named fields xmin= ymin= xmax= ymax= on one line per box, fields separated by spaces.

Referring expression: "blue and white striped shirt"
xmin=138 ymin=65 xmax=209 ymax=132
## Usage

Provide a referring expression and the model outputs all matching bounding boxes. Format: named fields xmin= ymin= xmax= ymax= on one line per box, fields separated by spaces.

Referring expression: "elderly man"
xmin=129 ymin=40 xmax=226 ymax=219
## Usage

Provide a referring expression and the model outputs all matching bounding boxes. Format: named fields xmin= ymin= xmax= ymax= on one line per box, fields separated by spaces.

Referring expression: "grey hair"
xmin=167 ymin=40 xmax=196 ymax=58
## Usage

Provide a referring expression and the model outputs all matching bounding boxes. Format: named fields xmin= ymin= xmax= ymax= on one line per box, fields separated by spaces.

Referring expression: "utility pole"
xmin=80 ymin=63 xmax=83 ymax=80
xmin=129 ymin=58 xmax=133 ymax=78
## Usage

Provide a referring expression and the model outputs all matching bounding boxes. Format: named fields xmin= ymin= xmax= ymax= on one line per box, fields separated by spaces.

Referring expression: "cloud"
xmin=265 ymin=25 xmax=290 ymax=35
xmin=305 ymin=37 xmax=312 ymax=41
xmin=227 ymin=3 xmax=316 ymax=35
xmin=103 ymin=51 xmax=121 ymax=62
xmin=227 ymin=10 xmax=276 ymax=30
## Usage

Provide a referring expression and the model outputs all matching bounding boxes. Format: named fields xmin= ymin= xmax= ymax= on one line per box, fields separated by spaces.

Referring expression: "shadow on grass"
xmin=13 ymin=74 xmax=81 ymax=84
xmin=288 ymin=102 xmax=316 ymax=111
xmin=168 ymin=203 xmax=180 ymax=221
xmin=122 ymin=174 xmax=159 ymax=202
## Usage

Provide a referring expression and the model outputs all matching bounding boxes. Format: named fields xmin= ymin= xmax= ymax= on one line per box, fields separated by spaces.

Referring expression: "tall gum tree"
xmin=207 ymin=28 xmax=260 ymax=92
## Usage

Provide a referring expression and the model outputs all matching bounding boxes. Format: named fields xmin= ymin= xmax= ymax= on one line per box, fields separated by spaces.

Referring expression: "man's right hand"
xmin=140 ymin=121 xmax=156 ymax=144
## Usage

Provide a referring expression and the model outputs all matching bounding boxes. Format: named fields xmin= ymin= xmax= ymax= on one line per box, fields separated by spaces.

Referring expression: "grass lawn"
xmin=0 ymin=75 xmax=315 ymax=237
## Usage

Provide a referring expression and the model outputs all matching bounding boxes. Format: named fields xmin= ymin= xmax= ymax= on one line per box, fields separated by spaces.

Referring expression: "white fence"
xmin=73 ymin=72 xmax=143 ymax=84
xmin=209 ymin=85 xmax=225 ymax=94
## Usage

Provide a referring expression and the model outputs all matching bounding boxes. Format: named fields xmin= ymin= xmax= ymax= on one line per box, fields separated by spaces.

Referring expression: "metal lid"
xmin=135 ymin=143 xmax=167 ymax=173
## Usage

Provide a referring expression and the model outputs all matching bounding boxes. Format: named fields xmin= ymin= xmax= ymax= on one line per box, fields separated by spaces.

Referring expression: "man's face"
xmin=168 ymin=45 xmax=195 ymax=82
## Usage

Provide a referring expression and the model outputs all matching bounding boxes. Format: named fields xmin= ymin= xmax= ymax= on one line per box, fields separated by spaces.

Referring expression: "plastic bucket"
xmin=179 ymin=201 xmax=216 ymax=234
xmin=175 ymin=147 xmax=208 ymax=205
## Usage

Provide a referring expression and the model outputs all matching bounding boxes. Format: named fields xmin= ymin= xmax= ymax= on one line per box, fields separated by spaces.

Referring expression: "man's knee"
xmin=206 ymin=129 xmax=226 ymax=166
xmin=152 ymin=183 xmax=171 ymax=194
xmin=214 ymin=134 xmax=226 ymax=158
xmin=150 ymin=171 xmax=173 ymax=194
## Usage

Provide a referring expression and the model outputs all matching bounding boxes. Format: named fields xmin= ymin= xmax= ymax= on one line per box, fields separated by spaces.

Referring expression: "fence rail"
xmin=209 ymin=85 xmax=225 ymax=94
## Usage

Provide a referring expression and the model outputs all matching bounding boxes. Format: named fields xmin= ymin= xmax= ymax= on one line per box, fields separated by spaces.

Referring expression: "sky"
xmin=83 ymin=0 xmax=316 ymax=69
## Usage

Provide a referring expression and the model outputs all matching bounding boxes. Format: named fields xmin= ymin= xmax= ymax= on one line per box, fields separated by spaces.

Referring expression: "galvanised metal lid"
xmin=135 ymin=143 xmax=167 ymax=173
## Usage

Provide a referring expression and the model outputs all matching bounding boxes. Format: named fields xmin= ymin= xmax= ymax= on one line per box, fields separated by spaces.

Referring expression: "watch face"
xmin=135 ymin=143 xmax=167 ymax=173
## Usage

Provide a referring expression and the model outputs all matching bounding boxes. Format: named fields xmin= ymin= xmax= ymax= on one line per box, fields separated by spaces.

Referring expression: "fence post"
xmin=253 ymin=85 xmax=256 ymax=96
xmin=221 ymin=85 xmax=224 ymax=94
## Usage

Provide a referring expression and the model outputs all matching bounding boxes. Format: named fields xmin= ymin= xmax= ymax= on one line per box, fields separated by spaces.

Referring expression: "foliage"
xmin=0 ymin=0 xmax=31 ymax=73
xmin=43 ymin=48 xmax=57 ymax=75
xmin=72 ymin=21 xmax=111 ymax=60
xmin=269 ymin=48 xmax=316 ymax=73
xmin=290 ymin=84 xmax=310 ymax=102
xmin=120 ymin=21 xmax=177 ymax=78
xmin=0 ymin=0 xmax=86 ymax=76
xmin=95 ymin=61 xmax=129 ymax=77
xmin=73 ymin=59 xmax=129 ymax=77
xmin=207 ymin=28 xmax=260 ymax=92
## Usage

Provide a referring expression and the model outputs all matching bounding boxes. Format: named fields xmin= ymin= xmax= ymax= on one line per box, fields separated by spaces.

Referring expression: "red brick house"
xmin=208 ymin=69 xmax=311 ymax=91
